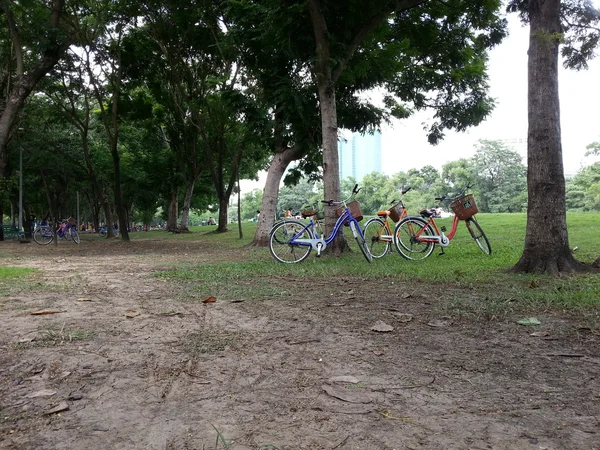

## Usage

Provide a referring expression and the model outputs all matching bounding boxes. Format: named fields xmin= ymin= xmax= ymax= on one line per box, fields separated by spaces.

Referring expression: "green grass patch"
xmin=0 ymin=266 xmax=36 ymax=280
xmin=155 ymin=213 xmax=600 ymax=322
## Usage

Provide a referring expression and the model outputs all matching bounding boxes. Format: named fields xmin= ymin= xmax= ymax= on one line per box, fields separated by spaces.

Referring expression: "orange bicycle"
xmin=393 ymin=184 xmax=491 ymax=260
xmin=362 ymin=187 xmax=411 ymax=258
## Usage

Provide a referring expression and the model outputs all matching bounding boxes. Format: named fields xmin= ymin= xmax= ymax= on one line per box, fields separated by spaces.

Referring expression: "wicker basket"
xmin=450 ymin=194 xmax=478 ymax=220
xmin=336 ymin=200 xmax=363 ymax=225
xmin=388 ymin=201 xmax=405 ymax=223
xmin=301 ymin=209 xmax=319 ymax=220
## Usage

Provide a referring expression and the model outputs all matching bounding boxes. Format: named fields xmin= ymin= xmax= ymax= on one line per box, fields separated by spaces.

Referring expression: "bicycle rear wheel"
xmin=350 ymin=220 xmax=372 ymax=263
xmin=465 ymin=216 xmax=491 ymax=255
xmin=70 ymin=228 xmax=81 ymax=244
xmin=394 ymin=217 xmax=435 ymax=260
xmin=33 ymin=226 xmax=53 ymax=245
xmin=269 ymin=220 xmax=314 ymax=263
xmin=363 ymin=218 xmax=390 ymax=259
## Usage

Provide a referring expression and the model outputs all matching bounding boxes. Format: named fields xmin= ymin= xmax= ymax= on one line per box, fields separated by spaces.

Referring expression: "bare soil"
xmin=1 ymin=236 xmax=599 ymax=450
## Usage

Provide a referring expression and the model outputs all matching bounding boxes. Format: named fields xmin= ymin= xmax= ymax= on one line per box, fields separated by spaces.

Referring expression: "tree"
xmin=508 ymin=0 xmax=600 ymax=274
xmin=0 ymin=0 xmax=75 ymax=239
xmin=471 ymin=140 xmax=527 ymax=213
xmin=307 ymin=0 xmax=507 ymax=253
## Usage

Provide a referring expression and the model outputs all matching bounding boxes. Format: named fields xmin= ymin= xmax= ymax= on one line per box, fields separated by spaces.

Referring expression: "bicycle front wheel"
xmin=33 ymin=226 xmax=53 ymax=245
xmin=394 ymin=217 xmax=436 ymax=260
xmin=70 ymin=228 xmax=81 ymax=244
xmin=269 ymin=220 xmax=314 ymax=263
xmin=99 ymin=228 xmax=107 ymax=237
xmin=363 ymin=218 xmax=390 ymax=259
xmin=465 ymin=216 xmax=491 ymax=255
xmin=350 ymin=220 xmax=372 ymax=263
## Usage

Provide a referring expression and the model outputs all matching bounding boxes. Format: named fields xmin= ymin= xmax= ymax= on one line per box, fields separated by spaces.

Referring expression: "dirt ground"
xmin=0 ymin=236 xmax=599 ymax=450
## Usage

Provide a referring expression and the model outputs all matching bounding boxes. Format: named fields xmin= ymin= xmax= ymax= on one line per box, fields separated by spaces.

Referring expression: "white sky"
xmin=241 ymin=10 xmax=600 ymax=193
xmin=380 ymin=13 xmax=600 ymax=176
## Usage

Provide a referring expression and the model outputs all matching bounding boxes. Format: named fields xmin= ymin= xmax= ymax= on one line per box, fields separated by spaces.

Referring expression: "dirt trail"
xmin=1 ymin=238 xmax=599 ymax=450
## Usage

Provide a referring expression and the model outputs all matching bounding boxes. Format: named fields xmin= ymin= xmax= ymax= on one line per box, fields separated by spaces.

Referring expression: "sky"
xmin=241 ymin=9 xmax=600 ymax=193
xmin=380 ymin=13 xmax=600 ymax=176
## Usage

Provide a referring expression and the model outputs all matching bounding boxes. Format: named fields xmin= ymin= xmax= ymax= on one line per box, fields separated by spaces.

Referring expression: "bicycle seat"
xmin=420 ymin=208 xmax=438 ymax=218
xmin=376 ymin=211 xmax=389 ymax=217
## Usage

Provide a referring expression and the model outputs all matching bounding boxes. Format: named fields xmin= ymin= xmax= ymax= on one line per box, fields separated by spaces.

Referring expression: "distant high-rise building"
xmin=338 ymin=131 xmax=382 ymax=182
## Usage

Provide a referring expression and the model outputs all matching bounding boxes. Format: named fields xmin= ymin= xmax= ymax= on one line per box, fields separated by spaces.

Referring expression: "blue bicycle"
xmin=268 ymin=185 xmax=372 ymax=263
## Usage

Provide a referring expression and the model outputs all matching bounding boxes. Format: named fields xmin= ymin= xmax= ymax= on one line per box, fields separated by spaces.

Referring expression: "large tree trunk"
xmin=180 ymin=179 xmax=195 ymax=230
xmin=510 ymin=0 xmax=591 ymax=275
xmin=317 ymin=82 xmax=347 ymax=254
xmin=217 ymin=197 xmax=228 ymax=232
xmin=166 ymin=190 xmax=178 ymax=231
xmin=249 ymin=147 xmax=303 ymax=247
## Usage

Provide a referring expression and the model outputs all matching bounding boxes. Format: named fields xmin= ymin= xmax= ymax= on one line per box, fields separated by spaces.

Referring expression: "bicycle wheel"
xmin=394 ymin=217 xmax=436 ymax=260
xmin=114 ymin=228 xmax=120 ymax=238
xmin=99 ymin=228 xmax=107 ymax=237
xmin=33 ymin=226 xmax=53 ymax=245
xmin=70 ymin=228 xmax=81 ymax=244
xmin=349 ymin=220 xmax=373 ymax=263
xmin=362 ymin=218 xmax=389 ymax=259
xmin=465 ymin=216 xmax=491 ymax=255
xmin=269 ymin=220 xmax=314 ymax=263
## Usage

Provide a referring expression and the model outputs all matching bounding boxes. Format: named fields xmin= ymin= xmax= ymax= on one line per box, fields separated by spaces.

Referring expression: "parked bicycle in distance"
xmin=393 ymin=184 xmax=491 ymax=260
xmin=269 ymin=184 xmax=372 ymax=263
xmin=33 ymin=218 xmax=80 ymax=245
xmin=362 ymin=187 xmax=411 ymax=258
xmin=99 ymin=225 xmax=120 ymax=238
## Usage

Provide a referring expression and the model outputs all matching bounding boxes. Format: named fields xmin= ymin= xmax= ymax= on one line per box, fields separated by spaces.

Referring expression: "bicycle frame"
xmin=412 ymin=214 xmax=460 ymax=247
xmin=288 ymin=207 xmax=364 ymax=255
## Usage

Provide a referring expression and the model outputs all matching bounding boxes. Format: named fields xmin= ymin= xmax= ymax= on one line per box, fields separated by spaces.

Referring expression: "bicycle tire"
xmin=269 ymin=220 xmax=314 ymax=263
xmin=33 ymin=226 xmax=53 ymax=245
xmin=393 ymin=217 xmax=436 ymax=260
xmin=465 ymin=216 xmax=491 ymax=255
xmin=362 ymin=218 xmax=389 ymax=259
xmin=70 ymin=228 xmax=81 ymax=244
xmin=99 ymin=228 xmax=107 ymax=237
xmin=114 ymin=228 xmax=120 ymax=238
xmin=350 ymin=220 xmax=373 ymax=263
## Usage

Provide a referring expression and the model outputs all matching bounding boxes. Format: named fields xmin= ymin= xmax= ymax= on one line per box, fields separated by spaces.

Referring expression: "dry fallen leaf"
xmin=427 ymin=318 xmax=453 ymax=328
xmin=530 ymin=331 xmax=550 ymax=337
xmin=30 ymin=310 xmax=64 ymax=315
xmin=370 ymin=321 xmax=394 ymax=332
xmin=202 ymin=296 xmax=217 ymax=303
xmin=44 ymin=401 xmax=69 ymax=415
xmin=76 ymin=298 xmax=92 ymax=302
xmin=26 ymin=389 xmax=57 ymax=398
xmin=394 ymin=313 xmax=414 ymax=323
xmin=124 ymin=310 xmax=140 ymax=318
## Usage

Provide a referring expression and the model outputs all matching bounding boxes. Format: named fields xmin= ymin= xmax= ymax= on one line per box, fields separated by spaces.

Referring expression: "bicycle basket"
xmin=336 ymin=200 xmax=363 ymax=226
xmin=450 ymin=194 xmax=478 ymax=220
xmin=388 ymin=201 xmax=405 ymax=223
xmin=301 ymin=209 xmax=318 ymax=219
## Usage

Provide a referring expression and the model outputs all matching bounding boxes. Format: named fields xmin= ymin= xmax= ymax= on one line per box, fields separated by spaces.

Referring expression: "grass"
xmin=0 ymin=266 xmax=36 ymax=280
xmin=156 ymin=213 xmax=600 ymax=323
xmin=11 ymin=322 xmax=94 ymax=349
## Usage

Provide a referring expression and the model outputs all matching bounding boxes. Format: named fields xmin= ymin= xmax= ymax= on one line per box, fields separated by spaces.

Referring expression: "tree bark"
xmin=510 ymin=0 xmax=592 ymax=275
xmin=248 ymin=147 xmax=304 ymax=246
xmin=217 ymin=197 xmax=229 ymax=232
xmin=180 ymin=178 xmax=195 ymax=230
xmin=166 ymin=190 xmax=178 ymax=231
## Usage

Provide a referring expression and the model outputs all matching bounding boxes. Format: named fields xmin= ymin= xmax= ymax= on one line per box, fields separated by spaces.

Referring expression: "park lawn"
xmin=158 ymin=212 xmax=600 ymax=323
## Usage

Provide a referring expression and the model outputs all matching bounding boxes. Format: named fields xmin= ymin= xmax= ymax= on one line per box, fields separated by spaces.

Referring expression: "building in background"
xmin=338 ymin=131 xmax=382 ymax=182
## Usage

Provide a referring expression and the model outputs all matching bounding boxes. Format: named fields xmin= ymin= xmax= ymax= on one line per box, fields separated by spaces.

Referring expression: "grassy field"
xmin=140 ymin=212 xmax=600 ymax=324
xmin=3 ymin=212 xmax=600 ymax=324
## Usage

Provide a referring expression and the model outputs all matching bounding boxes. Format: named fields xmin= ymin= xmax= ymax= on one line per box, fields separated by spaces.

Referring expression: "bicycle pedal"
xmin=440 ymin=226 xmax=447 ymax=233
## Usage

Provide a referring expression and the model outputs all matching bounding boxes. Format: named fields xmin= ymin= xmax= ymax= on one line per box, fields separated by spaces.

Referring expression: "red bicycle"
xmin=393 ymin=185 xmax=491 ymax=260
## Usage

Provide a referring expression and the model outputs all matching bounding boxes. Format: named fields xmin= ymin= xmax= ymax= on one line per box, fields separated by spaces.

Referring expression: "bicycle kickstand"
xmin=438 ymin=247 xmax=445 ymax=256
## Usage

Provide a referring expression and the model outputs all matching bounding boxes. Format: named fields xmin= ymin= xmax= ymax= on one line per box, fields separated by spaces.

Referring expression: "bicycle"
xmin=33 ymin=218 xmax=80 ymax=245
xmin=268 ymin=184 xmax=372 ymax=263
xmin=362 ymin=187 xmax=411 ymax=258
xmin=99 ymin=225 xmax=120 ymax=238
xmin=393 ymin=184 xmax=491 ymax=260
